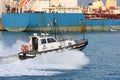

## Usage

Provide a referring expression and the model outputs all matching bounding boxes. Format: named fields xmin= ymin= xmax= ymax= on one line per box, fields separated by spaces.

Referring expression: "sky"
xmin=78 ymin=0 xmax=120 ymax=7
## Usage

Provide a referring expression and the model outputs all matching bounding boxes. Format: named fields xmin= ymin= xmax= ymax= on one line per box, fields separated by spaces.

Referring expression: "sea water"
xmin=0 ymin=31 xmax=120 ymax=80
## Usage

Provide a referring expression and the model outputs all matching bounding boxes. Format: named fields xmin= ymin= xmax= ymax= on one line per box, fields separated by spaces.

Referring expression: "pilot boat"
xmin=18 ymin=33 xmax=88 ymax=60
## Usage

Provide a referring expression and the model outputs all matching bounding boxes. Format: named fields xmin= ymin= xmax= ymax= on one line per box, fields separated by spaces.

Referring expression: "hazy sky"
xmin=78 ymin=0 xmax=120 ymax=7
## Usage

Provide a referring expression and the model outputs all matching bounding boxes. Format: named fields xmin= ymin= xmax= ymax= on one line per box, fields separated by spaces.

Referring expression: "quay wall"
xmin=0 ymin=19 xmax=4 ymax=31
xmin=0 ymin=25 xmax=120 ymax=32
xmin=25 ymin=26 xmax=120 ymax=32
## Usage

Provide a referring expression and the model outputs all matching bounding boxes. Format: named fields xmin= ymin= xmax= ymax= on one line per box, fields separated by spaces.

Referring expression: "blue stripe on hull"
xmin=28 ymin=13 xmax=120 ymax=28
xmin=84 ymin=20 xmax=120 ymax=26
xmin=1 ymin=12 xmax=120 ymax=32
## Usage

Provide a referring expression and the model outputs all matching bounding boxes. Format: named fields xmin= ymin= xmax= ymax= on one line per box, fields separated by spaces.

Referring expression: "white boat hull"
xmin=18 ymin=39 xmax=88 ymax=60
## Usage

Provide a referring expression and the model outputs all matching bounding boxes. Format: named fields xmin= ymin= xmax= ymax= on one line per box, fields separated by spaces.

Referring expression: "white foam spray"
xmin=0 ymin=40 xmax=28 ymax=56
xmin=0 ymin=40 xmax=90 ymax=76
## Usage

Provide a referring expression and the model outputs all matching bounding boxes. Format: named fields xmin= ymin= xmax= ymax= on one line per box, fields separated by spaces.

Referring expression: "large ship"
xmin=1 ymin=0 xmax=120 ymax=32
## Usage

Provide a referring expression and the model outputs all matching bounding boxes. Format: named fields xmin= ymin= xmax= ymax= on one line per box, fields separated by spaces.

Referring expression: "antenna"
xmin=79 ymin=19 xmax=86 ymax=40
xmin=52 ymin=13 xmax=64 ymax=40
xmin=52 ymin=13 xmax=57 ymax=39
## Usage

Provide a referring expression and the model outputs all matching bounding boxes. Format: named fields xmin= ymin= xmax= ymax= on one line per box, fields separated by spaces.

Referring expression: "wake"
xmin=0 ymin=40 xmax=90 ymax=76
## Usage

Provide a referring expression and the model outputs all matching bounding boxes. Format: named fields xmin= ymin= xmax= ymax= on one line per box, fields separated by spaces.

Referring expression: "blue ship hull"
xmin=2 ymin=12 xmax=120 ymax=32
xmin=2 ymin=13 xmax=29 ymax=32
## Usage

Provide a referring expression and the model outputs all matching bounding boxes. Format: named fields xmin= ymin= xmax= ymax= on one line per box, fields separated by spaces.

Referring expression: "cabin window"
xmin=47 ymin=38 xmax=56 ymax=43
xmin=41 ymin=39 xmax=46 ymax=44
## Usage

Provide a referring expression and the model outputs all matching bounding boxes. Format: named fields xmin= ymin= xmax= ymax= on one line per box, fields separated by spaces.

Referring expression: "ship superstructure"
xmin=85 ymin=0 xmax=120 ymax=20
xmin=106 ymin=0 xmax=117 ymax=9
xmin=5 ymin=0 xmax=82 ymax=13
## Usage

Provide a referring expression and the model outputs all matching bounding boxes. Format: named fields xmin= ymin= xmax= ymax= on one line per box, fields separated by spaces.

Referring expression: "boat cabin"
xmin=18 ymin=33 xmax=88 ymax=60
xmin=29 ymin=33 xmax=61 ymax=52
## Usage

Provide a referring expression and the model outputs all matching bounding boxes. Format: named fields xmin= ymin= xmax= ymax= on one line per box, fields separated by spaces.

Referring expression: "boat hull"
xmin=18 ymin=39 xmax=88 ymax=60
xmin=2 ymin=13 xmax=120 ymax=32
xmin=2 ymin=13 xmax=29 ymax=32
xmin=18 ymin=52 xmax=36 ymax=60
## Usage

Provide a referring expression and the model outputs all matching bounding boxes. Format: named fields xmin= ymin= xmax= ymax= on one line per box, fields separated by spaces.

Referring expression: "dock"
xmin=25 ymin=26 xmax=120 ymax=32
xmin=0 ymin=19 xmax=4 ymax=31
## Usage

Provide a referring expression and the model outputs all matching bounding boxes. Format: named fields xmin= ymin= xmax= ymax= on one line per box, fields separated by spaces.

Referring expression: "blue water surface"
xmin=0 ymin=31 xmax=120 ymax=80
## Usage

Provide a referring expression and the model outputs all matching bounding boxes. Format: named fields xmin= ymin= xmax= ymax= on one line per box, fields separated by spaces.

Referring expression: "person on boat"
xmin=21 ymin=45 xmax=28 ymax=58
xmin=32 ymin=37 xmax=38 ymax=50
